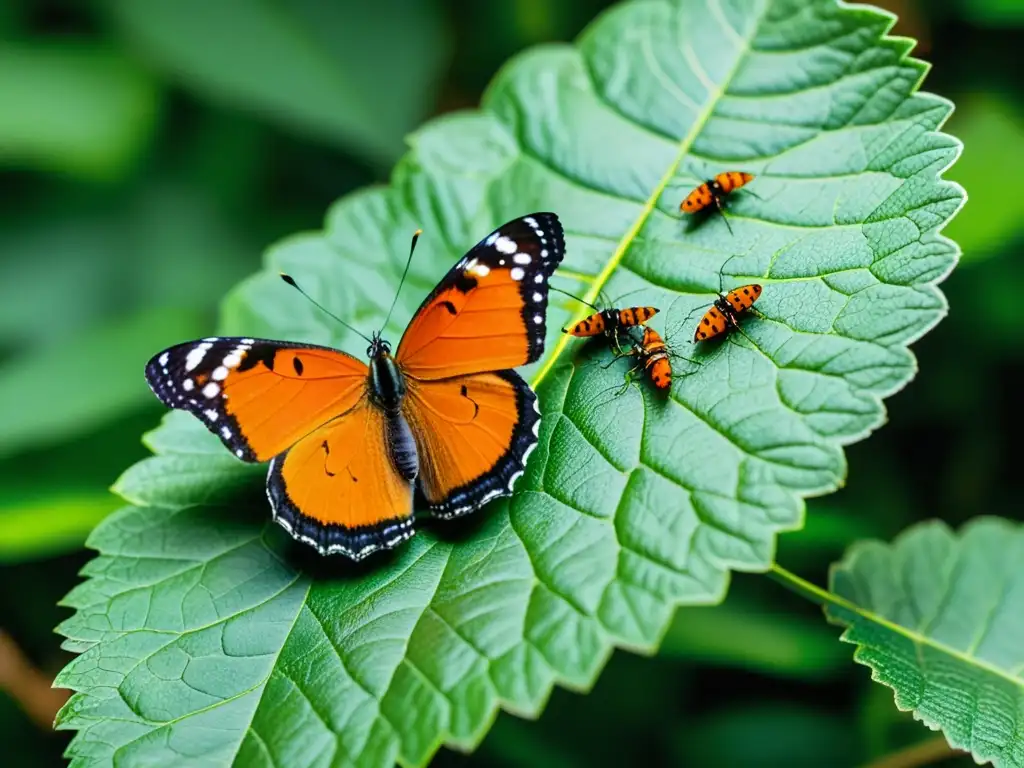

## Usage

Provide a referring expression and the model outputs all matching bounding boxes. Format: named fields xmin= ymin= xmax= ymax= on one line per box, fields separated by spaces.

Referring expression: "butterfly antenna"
xmin=381 ymin=229 xmax=423 ymax=334
xmin=549 ymin=285 xmax=600 ymax=312
xmin=279 ymin=274 xmax=373 ymax=344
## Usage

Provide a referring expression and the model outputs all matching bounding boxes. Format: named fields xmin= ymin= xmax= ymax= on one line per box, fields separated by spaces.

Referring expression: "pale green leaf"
xmin=56 ymin=1 xmax=964 ymax=765
xmin=829 ymin=518 xmax=1024 ymax=768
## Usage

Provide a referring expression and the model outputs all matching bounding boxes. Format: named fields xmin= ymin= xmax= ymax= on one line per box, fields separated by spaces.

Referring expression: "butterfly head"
xmin=367 ymin=332 xmax=392 ymax=360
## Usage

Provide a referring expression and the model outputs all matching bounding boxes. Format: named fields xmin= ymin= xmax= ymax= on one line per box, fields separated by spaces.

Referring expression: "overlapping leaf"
xmin=55 ymin=1 xmax=964 ymax=765
xmin=829 ymin=519 xmax=1024 ymax=768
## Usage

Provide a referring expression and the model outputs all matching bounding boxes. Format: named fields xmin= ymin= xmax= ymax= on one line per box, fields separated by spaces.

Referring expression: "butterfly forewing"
xmin=145 ymin=337 xmax=368 ymax=462
xmin=396 ymin=212 xmax=566 ymax=378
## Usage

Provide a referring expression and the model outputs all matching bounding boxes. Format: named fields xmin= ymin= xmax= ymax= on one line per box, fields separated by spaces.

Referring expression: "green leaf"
xmin=0 ymin=41 xmax=160 ymax=180
xmin=0 ymin=307 xmax=206 ymax=457
xmin=56 ymin=1 xmax=964 ymax=765
xmin=828 ymin=518 xmax=1024 ymax=767
xmin=108 ymin=0 xmax=449 ymax=165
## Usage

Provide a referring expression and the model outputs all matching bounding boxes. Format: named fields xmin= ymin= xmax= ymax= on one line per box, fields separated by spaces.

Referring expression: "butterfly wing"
xmin=145 ymin=337 xmax=368 ymax=462
xmin=404 ymin=371 xmax=539 ymax=518
xmin=395 ymin=213 xmax=565 ymax=378
xmin=267 ymin=400 xmax=414 ymax=559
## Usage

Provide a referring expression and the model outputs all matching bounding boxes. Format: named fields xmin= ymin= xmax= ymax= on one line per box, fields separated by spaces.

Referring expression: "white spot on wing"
xmin=485 ymin=233 xmax=499 ymax=246
xmin=533 ymin=315 xmax=542 ymax=324
xmin=223 ymin=352 xmax=242 ymax=368
xmin=158 ymin=352 xmax=169 ymax=366
xmin=524 ymin=217 xmax=538 ymax=227
xmin=221 ymin=426 xmax=232 ymax=439
xmin=205 ymin=409 xmax=218 ymax=421
xmin=534 ymin=274 xmax=543 ymax=284
xmin=513 ymin=253 xmax=531 ymax=265
xmin=510 ymin=267 xmax=525 ymax=281
xmin=212 ymin=366 xmax=229 ymax=381
xmin=184 ymin=343 xmax=212 ymax=372
xmin=495 ymin=236 xmax=517 ymax=254
xmin=473 ymin=264 xmax=490 ymax=277
xmin=203 ymin=382 xmax=220 ymax=398
xmin=183 ymin=379 xmax=194 ymax=391
xmin=541 ymin=249 xmax=549 ymax=258
xmin=533 ymin=292 xmax=543 ymax=302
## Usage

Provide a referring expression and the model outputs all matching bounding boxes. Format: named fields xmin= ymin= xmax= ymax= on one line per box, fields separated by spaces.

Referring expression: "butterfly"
xmin=145 ymin=213 xmax=565 ymax=561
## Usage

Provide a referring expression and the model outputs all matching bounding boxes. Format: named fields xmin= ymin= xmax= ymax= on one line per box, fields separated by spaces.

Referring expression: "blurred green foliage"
xmin=0 ymin=0 xmax=1016 ymax=766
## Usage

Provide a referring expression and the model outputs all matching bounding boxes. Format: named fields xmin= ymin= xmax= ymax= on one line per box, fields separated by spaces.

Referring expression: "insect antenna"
xmin=606 ymin=285 xmax=654 ymax=306
xmin=279 ymin=274 xmax=374 ymax=344
xmin=550 ymin=285 xmax=600 ymax=312
xmin=381 ymin=228 xmax=423 ymax=335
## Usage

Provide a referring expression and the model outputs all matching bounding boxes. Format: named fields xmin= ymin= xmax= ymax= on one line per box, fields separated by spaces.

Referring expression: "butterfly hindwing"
xmin=396 ymin=213 xmax=566 ymax=379
xmin=267 ymin=400 xmax=415 ymax=559
xmin=145 ymin=337 xmax=368 ymax=462
xmin=404 ymin=370 xmax=539 ymax=518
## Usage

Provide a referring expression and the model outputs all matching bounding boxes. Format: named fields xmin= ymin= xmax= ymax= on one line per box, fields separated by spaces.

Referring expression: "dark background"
xmin=0 ymin=0 xmax=1018 ymax=765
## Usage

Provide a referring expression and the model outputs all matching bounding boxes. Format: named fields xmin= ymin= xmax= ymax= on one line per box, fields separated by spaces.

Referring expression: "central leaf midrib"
xmin=530 ymin=11 xmax=762 ymax=389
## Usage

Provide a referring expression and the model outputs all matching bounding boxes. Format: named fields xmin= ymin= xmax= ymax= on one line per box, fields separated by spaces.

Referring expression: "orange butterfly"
xmin=145 ymin=213 xmax=565 ymax=560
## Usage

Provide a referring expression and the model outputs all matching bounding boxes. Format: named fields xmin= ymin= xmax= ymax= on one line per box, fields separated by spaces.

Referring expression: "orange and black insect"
xmin=693 ymin=284 xmax=763 ymax=342
xmin=631 ymin=326 xmax=673 ymax=391
xmin=565 ymin=305 xmax=658 ymax=338
xmin=554 ymin=287 xmax=659 ymax=348
xmin=680 ymin=172 xmax=755 ymax=234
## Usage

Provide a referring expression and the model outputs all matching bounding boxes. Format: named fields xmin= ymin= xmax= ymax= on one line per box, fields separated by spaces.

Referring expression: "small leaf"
xmin=828 ymin=518 xmax=1024 ymax=768
xmin=109 ymin=0 xmax=449 ymax=164
xmin=57 ymin=1 xmax=964 ymax=765
xmin=0 ymin=42 xmax=160 ymax=180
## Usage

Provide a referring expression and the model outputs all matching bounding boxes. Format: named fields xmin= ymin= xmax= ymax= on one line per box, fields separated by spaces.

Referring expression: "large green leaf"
xmin=55 ymin=1 xmax=964 ymax=765
xmin=828 ymin=518 xmax=1024 ymax=768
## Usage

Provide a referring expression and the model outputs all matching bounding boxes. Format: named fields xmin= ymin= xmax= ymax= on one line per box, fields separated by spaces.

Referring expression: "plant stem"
xmin=857 ymin=736 xmax=965 ymax=768
xmin=766 ymin=562 xmax=837 ymax=608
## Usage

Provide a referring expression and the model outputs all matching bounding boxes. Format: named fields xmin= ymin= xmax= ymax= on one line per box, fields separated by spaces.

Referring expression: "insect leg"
xmin=716 ymin=195 xmax=734 ymax=236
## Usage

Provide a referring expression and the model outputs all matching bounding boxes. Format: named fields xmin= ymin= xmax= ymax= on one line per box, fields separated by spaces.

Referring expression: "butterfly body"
xmin=146 ymin=213 xmax=565 ymax=560
xmin=364 ymin=338 xmax=419 ymax=481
